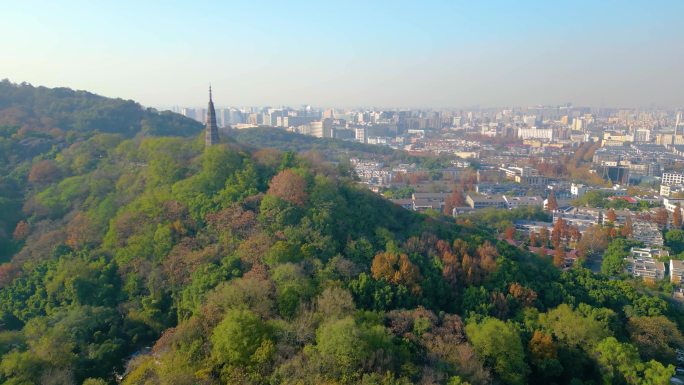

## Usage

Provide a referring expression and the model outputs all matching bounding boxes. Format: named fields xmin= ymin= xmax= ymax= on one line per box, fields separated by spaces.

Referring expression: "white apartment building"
xmin=625 ymin=255 xmax=665 ymax=281
xmin=355 ymin=127 xmax=367 ymax=143
xmin=517 ymin=127 xmax=553 ymax=141
xmin=663 ymin=173 xmax=684 ymax=186
xmin=671 ymin=259 xmax=684 ymax=284
xmin=502 ymin=195 xmax=544 ymax=209
xmin=663 ymin=197 xmax=684 ymax=213
xmin=632 ymin=220 xmax=664 ymax=247
xmin=571 ymin=183 xmax=590 ymax=198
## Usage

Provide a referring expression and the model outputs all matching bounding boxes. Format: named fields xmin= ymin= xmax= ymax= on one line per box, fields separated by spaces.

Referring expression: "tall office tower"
xmin=205 ymin=86 xmax=219 ymax=147
xmin=355 ymin=127 xmax=367 ymax=143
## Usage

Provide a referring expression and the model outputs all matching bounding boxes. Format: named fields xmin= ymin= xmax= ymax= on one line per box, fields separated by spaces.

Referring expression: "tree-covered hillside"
xmin=227 ymin=127 xmax=395 ymax=157
xmin=0 ymin=83 xmax=681 ymax=385
xmin=0 ymin=80 xmax=202 ymax=261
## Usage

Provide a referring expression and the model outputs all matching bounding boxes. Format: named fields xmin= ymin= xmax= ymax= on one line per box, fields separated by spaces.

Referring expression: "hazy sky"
xmin=2 ymin=0 xmax=684 ymax=108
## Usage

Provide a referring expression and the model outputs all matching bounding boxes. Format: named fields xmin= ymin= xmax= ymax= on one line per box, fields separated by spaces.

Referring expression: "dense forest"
xmin=0 ymin=80 xmax=202 ymax=261
xmin=0 ymin=82 xmax=682 ymax=385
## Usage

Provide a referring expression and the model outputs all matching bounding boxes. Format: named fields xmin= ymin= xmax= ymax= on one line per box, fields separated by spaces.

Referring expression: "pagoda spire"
xmin=205 ymin=85 xmax=219 ymax=147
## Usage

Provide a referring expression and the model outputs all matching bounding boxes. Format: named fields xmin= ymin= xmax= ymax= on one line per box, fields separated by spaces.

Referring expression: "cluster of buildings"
xmin=624 ymin=247 xmax=684 ymax=284
xmin=173 ymin=103 xmax=683 ymax=156
xmin=660 ymin=172 xmax=684 ymax=197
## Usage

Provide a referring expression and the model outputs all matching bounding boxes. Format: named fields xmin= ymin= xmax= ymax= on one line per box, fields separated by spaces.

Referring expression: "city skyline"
xmin=2 ymin=0 xmax=684 ymax=108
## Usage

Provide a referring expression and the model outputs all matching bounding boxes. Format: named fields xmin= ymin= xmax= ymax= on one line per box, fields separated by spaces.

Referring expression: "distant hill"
xmin=227 ymin=126 xmax=396 ymax=157
xmin=0 ymin=79 xmax=202 ymax=139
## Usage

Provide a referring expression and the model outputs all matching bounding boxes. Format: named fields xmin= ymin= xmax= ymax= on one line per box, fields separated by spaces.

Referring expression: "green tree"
xmin=465 ymin=317 xmax=529 ymax=385
xmin=539 ymin=304 xmax=611 ymax=350
xmin=665 ymin=229 xmax=684 ymax=254
xmin=627 ymin=316 xmax=684 ymax=364
xmin=211 ymin=309 xmax=273 ymax=367
xmin=601 ymin=238 xmax=642 ymax=276
xmin=594 ymin=337 xmax=674 ymax=385
xmin=314 ymin=316 xmax=394 ymax=379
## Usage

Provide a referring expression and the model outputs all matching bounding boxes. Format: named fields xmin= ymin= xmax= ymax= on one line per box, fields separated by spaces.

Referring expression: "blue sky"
xmin=2 ymin=0 xmax=683 ymax=108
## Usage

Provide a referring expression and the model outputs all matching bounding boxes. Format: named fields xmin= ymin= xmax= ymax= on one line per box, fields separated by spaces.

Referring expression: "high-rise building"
xmin=181 ymin=107 xmax=196 ymax=121
xmin=573 ymin=118 xmax=584 ymax=131
xmin=355 ymin=127 xmax=367 ymax=143
xmin=205 ymin=86 xmax=219 ymax=147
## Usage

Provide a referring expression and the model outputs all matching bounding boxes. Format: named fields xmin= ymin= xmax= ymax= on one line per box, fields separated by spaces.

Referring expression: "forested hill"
xmin=0 ymin=85 xmax=681 ymax=385
xmin=227 ymin=127 xmax=395 ymax=157
xmin=0 ymin=80 xmax=201 ymax=162
xmin=0 ymin=80 xmax=202 ymax=260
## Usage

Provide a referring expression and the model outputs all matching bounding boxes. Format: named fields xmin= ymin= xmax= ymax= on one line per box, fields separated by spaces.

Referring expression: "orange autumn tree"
xmin=477 ymin=241 xmax=498 ymax=273
xmin=443 ymin=188 xmax=466 ymax=215
xmin=621 ymin=215 xmax=633 ymax=237
xmin=551 ymin=218 xmax=567 ymax=248
xmin=66 ymin=212 xmax=100 ymax=249
xmin=654 ymin=208 xmax=669 ymax=230
xmin=504 ymin=225 xmax=516 ymax=241
xmin=267 ymin=169 xmax=308 ymax=206
xmin=371 ymin=250 xmax=422 ymax=294
xmin=529 ymin=330 xmax=557 ymax=363
xmin=553 ymin=247 xmax=566 ymax=268
xmin=674 ymin=204 xmax=682 ymax=229
xmin=28 ymin=159 xmax=60 ymax=184
xmin=538 ymin=227 xmax=549 ymax=248
xmin=509 ymin=282 xmax=537 ymax=307
xmin=440 ymin=243 xmax=463 ymax=287
xmin=546 ymin=191 xmax=558 ymax=211
xmin=12 ymin=220 xmax=29 ymax=241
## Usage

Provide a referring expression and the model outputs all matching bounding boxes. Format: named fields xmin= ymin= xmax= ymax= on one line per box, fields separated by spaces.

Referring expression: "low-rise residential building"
xmin=663 ymin=197 xmax=684 ymax=213
xmin=503 ymin=195 xmax=544 ymax=209
xmin=625 ymin=255 xmax=666 ymax=281
xmin=600 ymin=209 xmax=631 ymax=226
xmin=466 ymin=194 xmax=507 ymax=209
xmin=515 ymin=175 xmax=549 ymax=185
xmin=662 ymin=172 xmax=684 ymax=185
xmin=660 ymin=184 xmax=677 ymax=197
xmin=630 ymin=247 xmax=669 ymax=259
xmin=500 ymin=166 xmax=538 ymax=179
xmin=452 ymin=207 xmax=477 ymax=216
xmin=553 ymin=208 xmax=601 ymax=231
xmin=671 ymin=259 xmax=684 ymax=284
xmin=408 ymin=192 xmax=450 ymax=212
xmin=350 ymin=158 xmax=392 ymax=186
xmin=599 ymin=186 xmax=628 ymax=197
xmin=544 ymin=197 xmax=573 ymax=210
xmin=632 ymin=220 xmax=664 ymax=247
xmin=476 ymin=182 xmax=534 ymax=196
xmin=571 ymin=183 xmax=590 ymax=198
xmin=514 ymin=220 xmax=553 ymax=235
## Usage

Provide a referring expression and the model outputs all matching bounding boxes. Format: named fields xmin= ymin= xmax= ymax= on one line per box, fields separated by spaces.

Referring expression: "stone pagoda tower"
xmin=205 ymin=86 xmax=219 ymax=146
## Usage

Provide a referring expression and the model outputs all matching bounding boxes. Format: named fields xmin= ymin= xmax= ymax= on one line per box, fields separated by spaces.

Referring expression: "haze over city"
xmin=7 ymin=0 xmax=684 ymax=384
xmin=2 ymin=0 xmax=684 ymax=108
